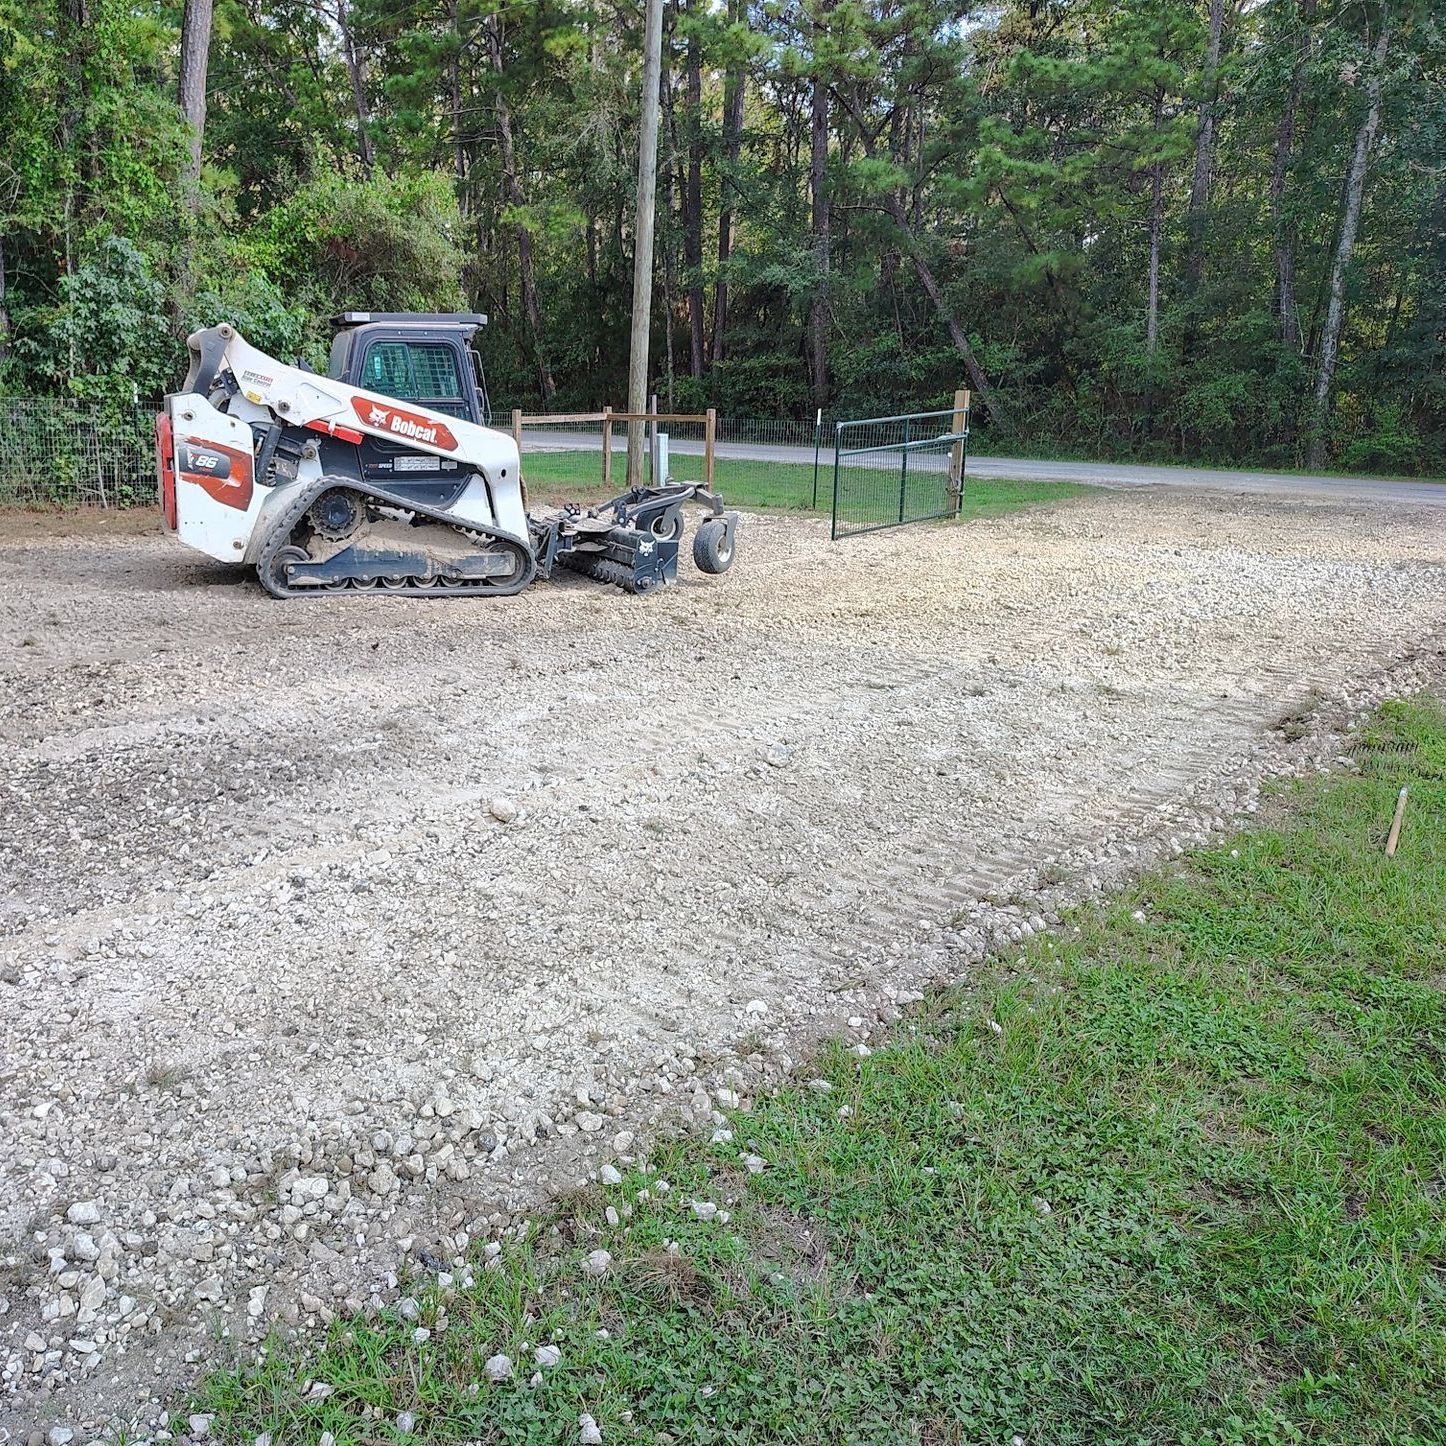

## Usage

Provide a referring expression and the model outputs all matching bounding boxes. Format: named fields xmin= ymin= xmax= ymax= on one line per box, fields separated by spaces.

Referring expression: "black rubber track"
xmin=255 ymin=475 xmax=536 ymax=600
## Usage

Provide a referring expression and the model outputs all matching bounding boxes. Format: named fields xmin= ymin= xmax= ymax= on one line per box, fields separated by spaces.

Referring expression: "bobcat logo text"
xmin=350 ymin=396 xmax=459 ymax=451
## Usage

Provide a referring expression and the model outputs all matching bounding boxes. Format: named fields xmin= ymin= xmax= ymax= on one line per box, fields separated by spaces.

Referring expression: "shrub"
xmin=11 ymin=236 xmax=180 ymax=404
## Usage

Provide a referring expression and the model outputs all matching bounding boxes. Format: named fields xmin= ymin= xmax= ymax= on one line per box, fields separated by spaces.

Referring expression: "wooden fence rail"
xmin=510 ymin=404 xmax=716 ymax=491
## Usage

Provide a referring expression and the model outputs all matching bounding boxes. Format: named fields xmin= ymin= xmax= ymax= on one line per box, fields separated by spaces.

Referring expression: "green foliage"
xmin=195 ymin=696 xmax=1446 ymax=1440
xmin=186 ymin=268 xmax=310 ymax=366
xmin=1 ymin=0 xmax=1441 ymax=473
xmin=706 ymin=351 xmax=815 ymax=418
xmin=13 ymin=237 xmax=179 ymax=403
xmin=1341 ymin=401 xmax=1427 ymax=475
xmin=256 ymin=170 xmax=468 ymax=322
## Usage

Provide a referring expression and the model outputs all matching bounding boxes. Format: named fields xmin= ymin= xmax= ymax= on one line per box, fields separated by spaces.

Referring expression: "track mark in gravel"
xmin=643 ymin=691 xmax=1273 ymax=989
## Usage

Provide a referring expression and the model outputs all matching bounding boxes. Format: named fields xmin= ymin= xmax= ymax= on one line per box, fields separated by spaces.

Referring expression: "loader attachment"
xmin=534 ymin=482 xmax=737 ymax=594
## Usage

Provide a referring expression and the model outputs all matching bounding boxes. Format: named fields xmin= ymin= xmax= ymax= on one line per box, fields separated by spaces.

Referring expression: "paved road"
xmin=521 ymin=427 xmax=1446 ymax=508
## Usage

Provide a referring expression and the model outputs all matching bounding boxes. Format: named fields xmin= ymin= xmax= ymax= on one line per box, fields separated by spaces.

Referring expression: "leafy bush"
xmin=11 ymin=236 xmax=181 ymax=403
xmin=256 ymin=170 xmax=468 ymax=319
xmin=184 ymin=269 xmax=310 ymax=367
xmin=1341 ymin=401 xmax=1423 ymax=474
xmin=709 ymin=351 xmax=815 ymax=418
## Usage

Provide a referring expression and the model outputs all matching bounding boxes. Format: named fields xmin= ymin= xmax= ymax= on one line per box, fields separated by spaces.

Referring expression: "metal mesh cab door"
xmin=354 ymin=337 xmax=472 ymax=506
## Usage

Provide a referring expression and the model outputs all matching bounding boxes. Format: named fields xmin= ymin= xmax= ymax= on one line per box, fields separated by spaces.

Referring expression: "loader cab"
xmin=328 ymin=313 xmax=492 ymax=426
xmin=327 ymin=312 xmax=493 ymax=507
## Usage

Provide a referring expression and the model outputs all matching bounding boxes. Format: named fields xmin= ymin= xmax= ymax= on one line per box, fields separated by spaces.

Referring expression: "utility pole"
xmin=626 ymin=0 xmax=665 ymax=487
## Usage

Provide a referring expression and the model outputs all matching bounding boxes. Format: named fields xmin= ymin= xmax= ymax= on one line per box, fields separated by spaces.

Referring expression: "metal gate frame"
xmin=824 ymin=394 xmax=970 ymax=540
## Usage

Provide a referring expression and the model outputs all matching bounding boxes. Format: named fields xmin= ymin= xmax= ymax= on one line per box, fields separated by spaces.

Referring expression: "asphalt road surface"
xmin=521 ymin=427 xmax=1445 ymax=509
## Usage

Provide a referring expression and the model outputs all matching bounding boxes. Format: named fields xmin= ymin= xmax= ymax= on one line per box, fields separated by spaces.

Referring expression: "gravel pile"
xmin=0 ymin=489 xmax=1442 ymax=1438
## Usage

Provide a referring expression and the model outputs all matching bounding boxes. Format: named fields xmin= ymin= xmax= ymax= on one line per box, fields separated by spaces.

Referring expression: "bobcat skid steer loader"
xmin=154 ymin=314 xmax=738 ymax=598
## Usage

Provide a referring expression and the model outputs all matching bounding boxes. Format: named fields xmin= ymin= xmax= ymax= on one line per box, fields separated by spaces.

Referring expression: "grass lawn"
xmin=521 ymin=449 xmax=1089 ymax=520
xmin=196 ymin=697 xmax=1446 ymax=1443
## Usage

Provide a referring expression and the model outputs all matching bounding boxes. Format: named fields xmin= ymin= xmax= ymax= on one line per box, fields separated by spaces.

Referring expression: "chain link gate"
xmin=820 ymin=394 xmax=970 ymax=539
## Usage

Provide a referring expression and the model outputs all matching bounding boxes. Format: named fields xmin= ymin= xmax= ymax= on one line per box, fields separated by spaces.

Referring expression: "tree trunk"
xmin=711 ymin=0 xmax=745 ymax=368
xmin=446 ymin=0 xmax=466 ymax=205
xmin=177 ymin=0 xmax=214 ymax=188
xmin=1269 ymin=7 xmax=1310 ymax=351
xmin=828 ymin=74 xmax=1007 ymax=429
xmin=0 ymin=229 xmax=10 ymax=362
xmin=485 ymin=15 xmax=556 ymax=404
xmin=807 ymin=6 xmax=832 ymax=412
xmin=1147 ymin=162 xmax=1164 ymax=355
xmin=1183 ymin=0 xmax=1226 ymax=293
xmin=1144 ymin=118 xmax=1165 ymax=436
xmin=336 ymin=0 xmax=374 ymax=175
xmin=58 ymin=0 xmax=93 ymax=263
xmin=662 ymin=17 xmax=679 ymax=410
xmin=1307 ymin=22 xmax=1390 ymax=468
xmin=1146 ymin=87 xmax=1165 ymax=357
xmin=682 ymin=3 xmax=705 ymax=379
xmin=885 ymin=195 xmax=1005 ymax=430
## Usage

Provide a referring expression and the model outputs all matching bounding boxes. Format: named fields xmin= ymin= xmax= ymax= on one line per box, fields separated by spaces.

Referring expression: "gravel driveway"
xmin=1 ymin=489 xmax=1443 ymax=1436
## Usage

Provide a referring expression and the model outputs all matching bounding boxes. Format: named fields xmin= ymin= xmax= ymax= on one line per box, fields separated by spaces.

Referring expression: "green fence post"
xmin=830 ymin=422 xmax=843 ymax=540
xmin=961 ymin=420 xmax=969 ymax=519
xmin=897 ymin=414 xmax=910 ymax=523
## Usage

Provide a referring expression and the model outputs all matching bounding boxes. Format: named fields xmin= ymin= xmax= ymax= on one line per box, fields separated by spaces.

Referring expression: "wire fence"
xmin=0 ymin=398 xmax=157 ymax=507
xmin=0 ymin=396 xmax=834 ymax=512
xmin=0 ymin=397 xmax=962 ymax=526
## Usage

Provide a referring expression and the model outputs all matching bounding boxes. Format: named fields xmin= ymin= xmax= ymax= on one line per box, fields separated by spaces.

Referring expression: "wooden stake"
xmin=1385 ymin=786 xmax=1408 ymax=858
xmin=510 ymin=408 xmax=528 ymax=506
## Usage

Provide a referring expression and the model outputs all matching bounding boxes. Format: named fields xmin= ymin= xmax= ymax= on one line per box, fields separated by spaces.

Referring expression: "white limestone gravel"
xmin=0 ymin=488 xmax=1442 ymax=1438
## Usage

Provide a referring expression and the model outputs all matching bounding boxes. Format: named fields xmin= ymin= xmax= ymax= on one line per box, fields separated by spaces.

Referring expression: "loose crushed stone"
xmin=0 ymin=489 xmax=1442 ymax=1437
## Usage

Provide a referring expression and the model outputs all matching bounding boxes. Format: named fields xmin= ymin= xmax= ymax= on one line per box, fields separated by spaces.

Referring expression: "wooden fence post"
xmin=949 ymin=388 xmax=970 ymax=512
xmin=601 ymin=405 xmax=613 ymax=490
xmin=511 ymin=408 xmax=527 ymax=506
xmin=648 ymin=393 xmax=659 ymax=485
xmin=705 ymin=407 xmax=716 ymax=491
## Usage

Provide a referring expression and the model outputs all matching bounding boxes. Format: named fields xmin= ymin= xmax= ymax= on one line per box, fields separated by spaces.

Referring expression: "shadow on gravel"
xmin=98 ymin=557 xmax=255 ymax=594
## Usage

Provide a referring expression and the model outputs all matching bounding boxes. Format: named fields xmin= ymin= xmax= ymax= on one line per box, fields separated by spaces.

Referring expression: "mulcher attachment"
xmin=535 ymin=482 xmax=737 ymax=595
xmin=555 ymin=528 xmax=678 ymax=595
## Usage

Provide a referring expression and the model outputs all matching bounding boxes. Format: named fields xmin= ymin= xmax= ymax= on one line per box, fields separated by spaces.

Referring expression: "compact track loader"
xmin=154 ymin=313 xmax=738 ymax=597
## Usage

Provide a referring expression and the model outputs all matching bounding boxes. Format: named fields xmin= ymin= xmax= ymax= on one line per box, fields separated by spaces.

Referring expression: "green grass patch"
xmin=521 ymin=449 xmax=1089 ymax=519
xmin=196 ymin=697 xmax=1446 ymax=1443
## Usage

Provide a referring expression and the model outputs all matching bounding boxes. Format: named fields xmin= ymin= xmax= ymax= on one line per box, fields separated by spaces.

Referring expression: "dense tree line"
xmin=0 ymin=0 xmax=1441 ymax=471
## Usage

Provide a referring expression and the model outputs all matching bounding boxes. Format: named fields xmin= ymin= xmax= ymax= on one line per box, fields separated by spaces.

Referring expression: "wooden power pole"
xmin=626 ymin=0 xmax=666 ymax=487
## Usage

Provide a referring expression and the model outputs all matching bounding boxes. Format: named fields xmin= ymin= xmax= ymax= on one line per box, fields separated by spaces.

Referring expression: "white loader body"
xmin=159 ymin=327 xmax=525 ymax=566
